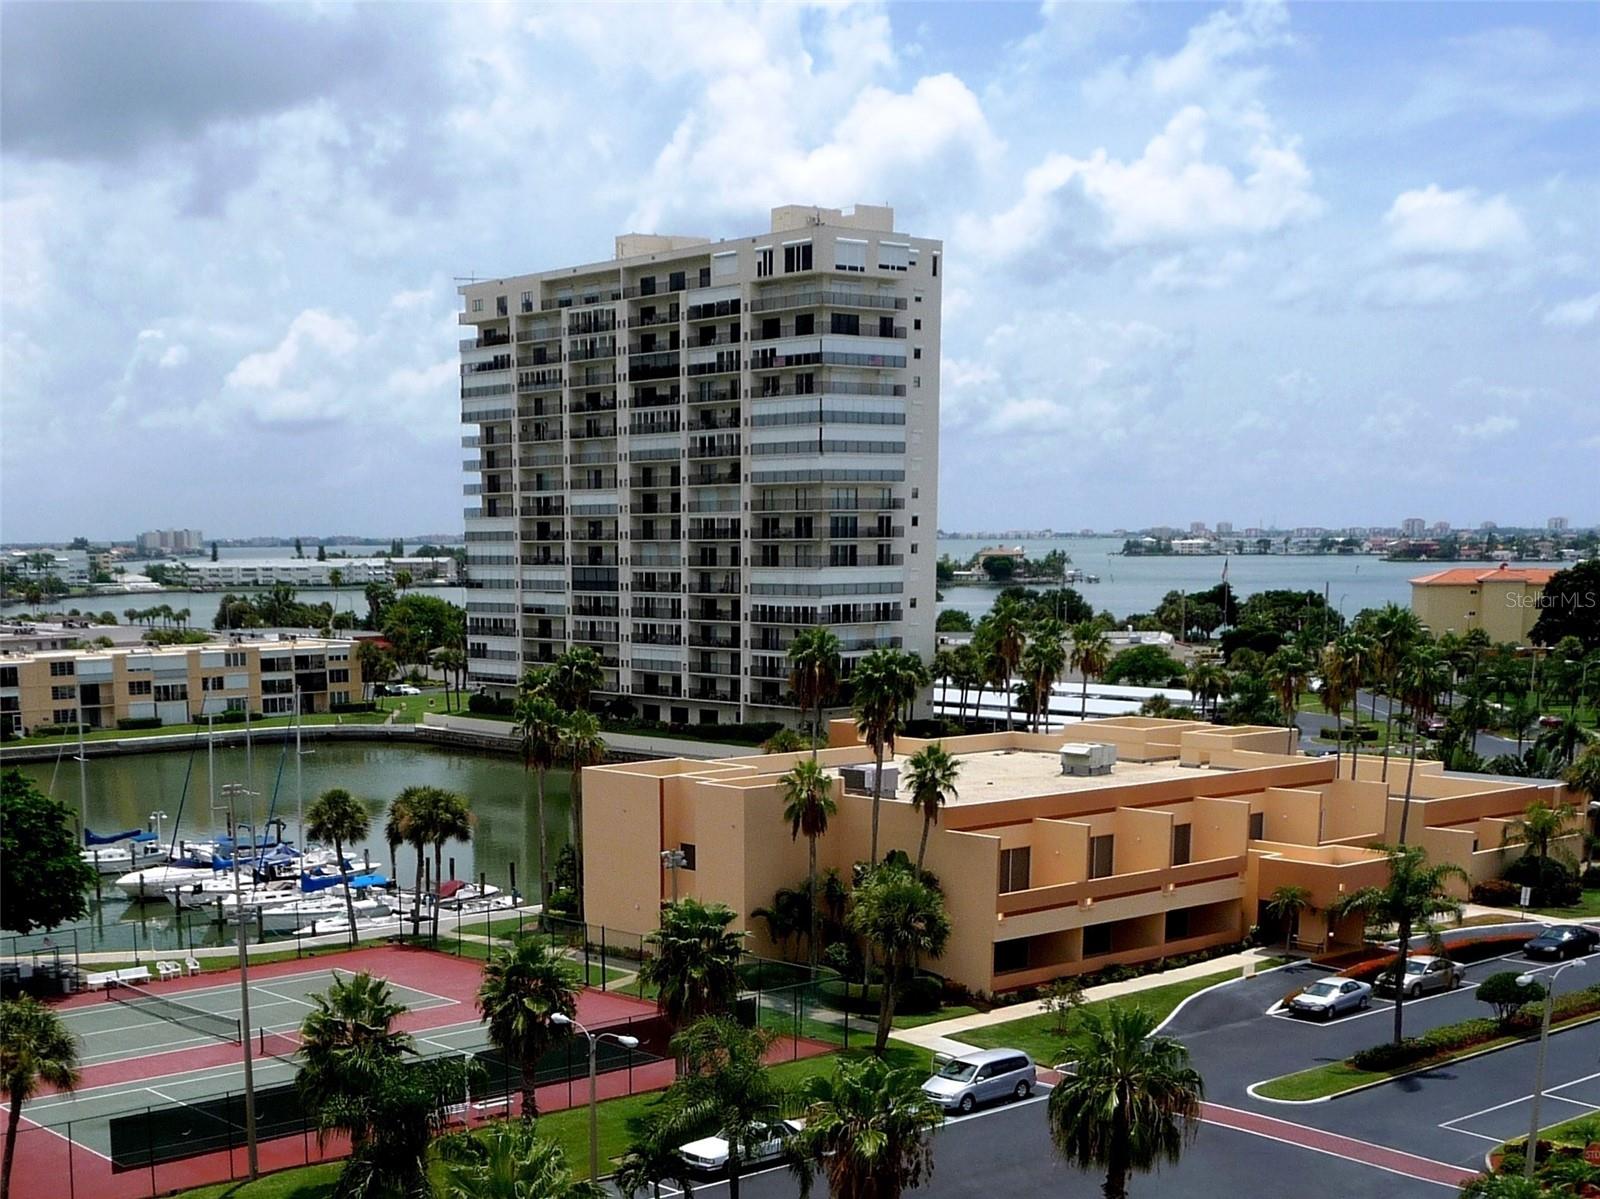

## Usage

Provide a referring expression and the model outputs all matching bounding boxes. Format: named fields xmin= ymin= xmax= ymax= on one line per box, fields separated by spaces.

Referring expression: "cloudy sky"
xmin=3 ymin=1 xmax=1596 ymax=542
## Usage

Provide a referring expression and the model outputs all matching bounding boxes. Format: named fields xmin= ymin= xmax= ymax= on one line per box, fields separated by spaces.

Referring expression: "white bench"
xmin=156 ymin=961 xmax=182 ymax=981
xmin=115 ymin=966 xmax=153 ymax=986
xmin=84 ymin=971 xmax=117 ymax=991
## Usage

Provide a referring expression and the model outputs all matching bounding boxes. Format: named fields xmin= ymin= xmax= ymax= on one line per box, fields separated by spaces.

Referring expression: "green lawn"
xmin=158 ymin=1163 xmax=342 ymax=1199
xmin=953 ymin=963 xmax=1278 ymax=1065
xmin=894 ymin=1004 xmax=980 ymax=1029
xmin=1529 ymin=890 xmax=1600 ymax=919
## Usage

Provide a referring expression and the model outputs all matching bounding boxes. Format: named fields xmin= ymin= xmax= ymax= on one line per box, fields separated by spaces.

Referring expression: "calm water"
xmin=10 ymin=741 xmax=564 ymax=952
xmin=936 ymin=536 xmax=1417 ymax=623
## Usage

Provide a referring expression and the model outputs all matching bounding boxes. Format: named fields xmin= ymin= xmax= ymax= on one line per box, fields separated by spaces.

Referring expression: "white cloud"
xmin=1383 ymin=185 xmax=1528 ymax=257
xmin=225 ymin=309 xmax=361 ymax=393
xmin=1144 ymin=247 xmax=1251 ymax=292
xmin=1544 ymin=291 xmax=1600 ymax=328
xmin=158 ymin=344 xmax=190 ymax=368
xmin=1454 ymin=414 xmax=1519 ymax=441
xmin=1359 ymin=263 xmax=1480 ymax=308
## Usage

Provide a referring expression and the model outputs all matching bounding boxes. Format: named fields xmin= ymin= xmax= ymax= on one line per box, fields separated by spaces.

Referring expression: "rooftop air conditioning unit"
xmin=840 ymin=762 xmax=899 ymax=795
xmin=1060 ymin=742 xmax=1117 ymax=777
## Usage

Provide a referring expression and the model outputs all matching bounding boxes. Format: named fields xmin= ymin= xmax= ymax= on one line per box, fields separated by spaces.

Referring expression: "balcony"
xmin=637 ymin=680 xmax=685 ymax=698
xmin=566 ymin=315 xmax=619 ymax=336
xmin=751 ymin=525 xmax=817 ymax=541
xmin=568 ymin=343 xmax=618 ymax=362
xmin=516 ymin=327 xmax=561 ymax=344
xmin=690 ymin=684 xmax=738 ymax=703
xmin=518 ymin=372 xmax=564 ymax=393
xmin=685 ymin=357 xmax=740 ymax=378
xmin=994 ymin=856 xmax=1248 ymax=941
xmin=519 ymin=553 xmax=566 ymax=567
xmin=631 ymin=602 xmax=683 ymax=620
xmin=686 ymin=386 xmax=738 ymax=404
xmin=690 ymin=465 xmax=740 ymax=486
xmin=690 ymin=602 xmax=739 ymax=623
xmin=689 ymin=632 xmax=738 ymax=649
xmin=633 ymin=631 xmax=683 ymax=646
xmin=460 ymin=331 xmax=513 ymax=349
xmin=755 ymin=380 xmax=905 ymax=398
xmin=688 ymin=575 xmax=741 ymax=596
xmin=630 ymin=416 xmax=681 ymax=436
xmin=749 ymin=289 xmax=907 ymax=314
xmin=688 ymin=438 xmax=741 ymax=460
xmin=687 ymin=414 xmax=739 ymax=432
xmin=571 ymin=371 xmax=619 ymax=389
xmin=569 ymin=394 xmax=618 ymax=414
xmin=516 ymin=350 xmax=563 ymax=367
xmin=542 ymin=288 xmax=622 ymax=311
xmin=688 ymin=521 xmax=740 ymax=540
xmin=686 ymin=298 xmax=742 ymax=321
xmin=571 ymin=598 xmax=619 ymax=617
xmin=690 ymin=655 xmax=741 ymax=676
xmin=633 ymin=307 xmax=682 ymax=329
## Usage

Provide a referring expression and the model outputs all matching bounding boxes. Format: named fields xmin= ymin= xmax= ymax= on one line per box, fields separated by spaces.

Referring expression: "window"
xmin=830 ymin=312 xmax=859 ymax=335
xmin=1083 ymin=924 xmax=1112 ymax=957
xmin=330 ymin=669 xmax=350 ymax=683
xmin=913 ymin=318 xmax=922 ymax=330
xmin=1248 ymin=812 xmax=1265 ymax=840
xmin=1088 ymin=835 xmax=1114 ymax=880
xmin=756 ymin=247 xmax=773 ymax=278
xmin=878 ymin=242 xmax=910 ymax=271
xmin=998 ymin=847 xmax=1031 ymax=893
xmin=154 ymin=683 xmax=188 ymax=702
xmin=53 ymin=708 xmax=77 ymax=724
xmin=127 ymin=679 xmax=152 ymax=696
xmin=49 ymin=660 xmax=75 ymax=677
xmin=1172 ymin=823 xmax=1192 ymax=866
xmin=911 ymin=543 xmax=918 ymax=553
xmin=783 ymin=242 xmax=813 ymax=273
xmin=51 ymin=685 xmax=76 ymax=700
xmin=712 ymin=251 xmax=738 ymax=278
xmin=932 ymin=253 xmax=939 ymax=277
xmin=911 ymin=515 xmax=919 ymax=527
xmin=472 ymin=298 xmax=484 ymax=312
xmin=521 ymin=289 xmax=533 ymax=310
xmin=794 ymin=313 xmax=814 ymax=335
xmin=225 ymin=651 xmax=246 ymax=667
xmin=669 ymin=270 xmax=685 ymax=292
xmin=1165 ymin=909 xmax=1190 ymax=940
xmin=913 ymin=347 xmax=922 ymax=360
xmin=911 ymin=487 xmax=919 ymax=499
xmin=0 ymin=666 xmax=17 ymax=687
xmin=835 ymin=239 xmax=867 ymax=272
xmin=993 ymin=940 xmax=1029 ymax=974
xmin=679 ymin=842 xmax=697 ymax=870
xmin=201 ymin=676 xmax=226 ymax=692
xmin=913 ymin=376 xmax=921 ymax=389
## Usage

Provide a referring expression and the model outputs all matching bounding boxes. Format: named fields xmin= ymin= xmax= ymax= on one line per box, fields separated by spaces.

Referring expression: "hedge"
xmin=116 ymin=717 xmax=163 ymax=731
xmin=330 ymin=701 xmax=378 ymax=714
xmin=818 ymin=975 xmax=943 ymax=1015
xmin=1346 ymin=983 xmax=1600 ymax=1073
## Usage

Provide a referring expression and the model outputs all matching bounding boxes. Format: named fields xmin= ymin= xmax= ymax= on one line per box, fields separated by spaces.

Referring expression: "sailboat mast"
xmin=294 ymin=685 xmax=303 ymax=853
xmin=207 ymin=712 xmax=218 ymax=838
xmin=77 ymin=719 xmax=88 ymax=845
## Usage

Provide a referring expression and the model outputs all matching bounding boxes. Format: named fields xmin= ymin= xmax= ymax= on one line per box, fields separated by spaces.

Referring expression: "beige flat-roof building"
xmin=458 ymin=204 xmax=941 ymax=728
xmin=0 ymin=639 xmax=364 ymax=738
xmin=582 ymin=717 xmax=1575 ymax=994
xmin=1410 ymin=563 xmax=1557 ymax=643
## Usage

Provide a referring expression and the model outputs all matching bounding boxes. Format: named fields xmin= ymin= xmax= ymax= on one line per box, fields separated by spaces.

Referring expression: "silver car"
xmin=921 ymin=1048 xmax=1036 ymax=1114
xmin=1288 ymin=977 xmax=1372 ymax=1020
xmin=677 ymin=1119 xmax=804 ymax=1174
xmin=1374 ymin=955 xmax=1464 ymax=998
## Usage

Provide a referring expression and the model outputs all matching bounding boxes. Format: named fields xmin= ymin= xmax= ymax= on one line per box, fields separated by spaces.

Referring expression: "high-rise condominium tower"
xmin=458 ymin=204 xmax=940 ymax=726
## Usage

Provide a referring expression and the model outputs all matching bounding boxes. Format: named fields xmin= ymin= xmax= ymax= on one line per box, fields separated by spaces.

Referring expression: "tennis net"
xmin=108 ymin=982 xmax=243 ymax=1044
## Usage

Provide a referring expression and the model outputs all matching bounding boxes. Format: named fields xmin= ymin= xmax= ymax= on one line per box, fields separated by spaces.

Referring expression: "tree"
xmin=515 ymin=693 xmax=565 ymax=908
xmin=561 ymin=710 xmax=607 ymax=918
xmin=1103 ymin=645 xmax=1184 ymax=687
xmin=788 ymin=1055 xmax=944 ymax=1199
xmin=981 ymin=555 xmax=1017 ymax=582
xmin=780 ymin=759 xmax=837 ymax=970
xmin=1394 ymin=646 xmax=1451 ymax=842
xmin=848 ymin=865 xmax=951 ymax=1054
xmin=1369 ymin=603 xmax=1425 ymax=781
xmin=386 ymin=786 xmax=439 ymax=938
xmin=641 ymin=899 xmax=746 ymax=1025
xmin=381 ymin=594 xmax=466 ymax=667
xmin=364 ymin=581 xmax=396 ymax=629
xmin=935 ymin=608 xmax=973 ymax=632
xmin=305 ymin=788 xmax=371 ymax=947
xmin=1477 ymin=971 xmax=1544 ymax=1026
xmin=210 ymin=541 xmax=219 ymax=562
xmin=1263 ymin=646 xmax=1311 ymax=753
xmin=1568 ymin=745 xmax=1600 ymax=820
xmin=641 ymin=1017 xmax=785 ymax=1199
xmin=1318 ymin=641 xmax=1355 ymax=774
xmin=438 ymin=1120 xmax=604 ymax=1199
xmin=295 ymin=970 xmax=414 ymax=1150
xmin=986 ymin=598 xmax=1028 ymax=730
xmin=328 ymin=566 xmax=344 ymax=617
xmin=788 ymin=627 xmax=841 ymax=762
xmin=851 ymin=649 xmax=920 ymax=866
xmin=1264 ymin=885 xmax=1311 ymax=954
xmin=0 ymin=770 xmax=96 ymax=935
xmin=904 ymin=743 xmax=960 ymax=872
xmin=1505 ymin=800 xmax=1577 ymax=880
xmin=1046 ymin=1004 xmax=1204 ymax=1199
xmin=477 ymin=937 xmax=578 ymax=1118
xmin=394 ymin=568 xmax=414 ymax=594
xmin=552 ymin=647 xmax=605 ymax=711
xmin=762 ymin=727 xmax=810 ymax=754
xmin=1332 ymin=631 xmax=1374 ymax=778
xmin=412 ymin=787 xmax=471 ymax=944
xmin=1069 ymin=622 xmax=1111 ymax=720
xmin=1021 ymin=620 xmax=1067 ymax=732
xmin=319 ymin=1055 xmax=474 ymax=1199
xmin=1531 ymin=560 xmax=1600 ymax=650
xmin=1330 ymin=845 xmax=1466 ymax=1044
xmin=614 ymin=1126 xmax=700 ymax=1199
xmin=316 ymin=542 xmax=327 ymax=562
xmin=1184 ymin=660 xmax=1227 ymax=720
xmin=356 ymin=639 xmax=392 ymax=702
xmin=0 ymin=998 xmax=80 ymax=1199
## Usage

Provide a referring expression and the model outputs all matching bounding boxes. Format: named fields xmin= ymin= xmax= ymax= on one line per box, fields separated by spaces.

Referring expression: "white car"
xmin=387 ymin=684 xmax=422 ymax=696
xmin=678 ymin=1119 xmax=804 ymax=1174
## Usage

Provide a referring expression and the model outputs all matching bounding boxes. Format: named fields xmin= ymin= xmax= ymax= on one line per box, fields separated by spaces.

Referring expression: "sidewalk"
xmin=891 ymin=946 xmax=1284 ymax=1056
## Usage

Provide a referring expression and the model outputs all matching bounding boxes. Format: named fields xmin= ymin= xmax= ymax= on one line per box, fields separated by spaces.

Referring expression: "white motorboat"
xmin=433 ymin=880 xmax=502 ymax=910
xmin=114 ymin=863 xmax=226 ymax=900
xmin=82 ymin=834 xmax=170 ymax=876
xmin=261 ymin=894 xmax=392 ymax=932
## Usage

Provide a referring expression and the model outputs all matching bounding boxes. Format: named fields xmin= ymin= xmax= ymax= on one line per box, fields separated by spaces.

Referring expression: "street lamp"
xmin=550 ymin=1012 xmax=640 ymax=1181
xmin=1518 ymin=959 xmax=1584 ymax=1179
xmin=661 ymin=848 xmax=688 ymax=903
xmin=218 ymin=781 xmax=261 ymax=1179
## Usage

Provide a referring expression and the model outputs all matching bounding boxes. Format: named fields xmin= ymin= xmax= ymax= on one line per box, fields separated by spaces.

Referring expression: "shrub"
xmin=1479 ymin=972 xmax=1545 ymax=1023
xmin=28 ymin=724 xmax=68 ymax=738
xmin=330 ymin=701 xmax=377 ymax=714
xmin=544 ymin=887 xmax=577 ymax=917
xmin=1582 ymin=864 xmax=1600 ymax=890
xmin=1471 ymin=878 xmax=1522 ymax=906
xmin=1350 ymin=1039 xmax=1428 ymax=1071
xmin=116 ymin=717 xmax=163 ymax=731
xmin=467 ymin=692 xmax=515 ymax=717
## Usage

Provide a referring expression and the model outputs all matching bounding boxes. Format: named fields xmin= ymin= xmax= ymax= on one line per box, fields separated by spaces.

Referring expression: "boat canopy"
xmin=300 ymin=870 xmax=389 ymax=893
xmin=84 ymin=828 xmax=142 ymax=845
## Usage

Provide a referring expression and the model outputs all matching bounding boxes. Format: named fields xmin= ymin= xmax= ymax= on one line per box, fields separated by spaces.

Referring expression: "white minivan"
xmin=920 ymin=1048 xmax=1036 ymax=1114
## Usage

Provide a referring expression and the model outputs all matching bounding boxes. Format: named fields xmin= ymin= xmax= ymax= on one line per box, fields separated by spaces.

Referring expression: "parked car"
xmin=1374 ymin=955 xmax=1464 ymax=998
xmin=921 ymin=1048 xmax=1036 ymax=1114
xmin=1421 ymin=716 xmax=1447 ymax=736
xmin=677 ymin=1118 xmax=805 ymax=1174
xmin=1539 ymin=714 xmax=1565 ymax=728
xmin=1525 ymin=925 xmax=1600 ymax=960
xmin=1288 ymin=977 xmax=1373 ymax=1020
xmin=386 ymin=684 xmax=422 ymax=696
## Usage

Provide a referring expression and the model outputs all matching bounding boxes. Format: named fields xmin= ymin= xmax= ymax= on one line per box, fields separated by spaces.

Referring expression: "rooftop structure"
xmin=1410 ymin=561 xmax=1559 ymax=643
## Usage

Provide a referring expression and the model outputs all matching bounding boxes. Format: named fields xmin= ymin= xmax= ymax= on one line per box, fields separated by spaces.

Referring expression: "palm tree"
xmin=0 ymin=998 xmax=79 ymax=1199
xmin=1021 ymin=620 xmax=1067 ymax=732
xmin=762 ymin=727 xmax=810 ymax=754
xmin=1370 ymin=603 xmax=1425 ymax=780
xmin=1185 ymin=660 xmax=1226 ymax=720
xmin=1568 ymin=745 xmax=1600 ymax=826
xmin=419 ymin=788 xmax=471 ymax=943
xmin=561 ymin=710 xmax=607 ymax=918
xmin=1505 ymin=800 xmax=1578 ymax=880
xmin=851 ymin=649 xmax=914 ymax=867
xmin=553 ymin=647 xmax=605 ymax=711
xmin=1264 ymin=885 xmax=1312 ymax=953
xmin=1330 ymin=844 xmax=1466 ymax=1044
xmin=386 ymin=786 xmax=430 ymax=937
xmin=1333 ymin=631 xmax=1374 ymax=777
xmin=305 ymin=787 xmax=371 ymax=947
xmin=848 ymin=864 xmax=951 ymax=1053
xmin=318 ymin=1056 xmax=472 ymax=1199
xmin=615 ymin=1126 xmax=700 ymax=1199
xmin=438 ymin=1120 xmax=604 ymax=1199
xmin=1264 ymin=646 xmax=1311 ymax=753
xmin=1394 ymin=646 xmax=1450 ymax=843
xmin=904 ymin=743 xmax=960 ymax=872
xmin=974 ymin=624 xmax=1008 ymax=730
xmin=987 ymin=598 xmax=1028 ymax=730
xmin=1046 ymin=1004 xmax=1204 ymax=1199
xmin=641 ymin=898 xmax=746 ymax=1025
xmin=780 ymin=758 xmax=837 ymax=970
xmin=295 ymin=970 xmax=413 ymax=1149
xmin=951 ymin=642 xmax=982 ymax=728
xmin=394 ymin=568 xmax=413 ymax=594
xmin=477 ymin=937 xmax=578 ymax=1118
xmin=642 ymin=1017 xmax=785 ymax=1199
xmin=328 ymin=567 xmax=344 ymax=620
xmin=514 ymin=692 xmax=564 ymax=909
xmin=1069 ymin=622 xmax=1112 ymax=720
xmin=788 ymin=1055 xmax=944 ymax=1199
xmin=788 ymin=627 xmax=842 ymax=761
xmin=1318 ymin=641 xmax=1354 ymax=773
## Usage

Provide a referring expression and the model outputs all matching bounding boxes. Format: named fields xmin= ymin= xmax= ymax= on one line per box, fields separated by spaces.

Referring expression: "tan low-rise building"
xmin=0 ymin=638 xmax=364 ymax=737
xmin=582 ymin=716 xmax=1575 ymax=994
xmin=1410 ymin=563 xmax=1558 ymax=643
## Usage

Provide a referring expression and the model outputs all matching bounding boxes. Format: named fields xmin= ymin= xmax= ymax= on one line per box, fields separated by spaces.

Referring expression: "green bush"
xmin=1479 ymin=971 xmax=1545 ymax=1023
xmin=116 ymin=717 xmax=163 ymax=731
xmin=28 ymin=724 xmax=68 ymax=738
xmin=1350 ymin=1038 xmax=1428 ymax=1071
xmin=817 ymin=974 xmax=943 ymax=1016
xmin=1471 ymin=878 xmax=1522 ymax=906
xmin=468 ymin=692 xmax=516 ymax=716
xmin=544 ymin=887 xmax=578 ymax=917
xmin=1582 ymin=864 xmax=1600 ymax=890
xmin=330 ymin=701 xmax=378 ymax=714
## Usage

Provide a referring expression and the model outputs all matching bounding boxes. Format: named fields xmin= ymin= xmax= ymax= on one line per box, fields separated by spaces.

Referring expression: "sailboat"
xmin=75 ymin=722 xmax=170 ymax=875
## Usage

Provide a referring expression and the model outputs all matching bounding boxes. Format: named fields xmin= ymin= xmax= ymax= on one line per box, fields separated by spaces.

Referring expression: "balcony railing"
xmin=995 ymin=856 xmax=1248 ymax=919
xmin=749 ymin=289 xmax=907 ymax=314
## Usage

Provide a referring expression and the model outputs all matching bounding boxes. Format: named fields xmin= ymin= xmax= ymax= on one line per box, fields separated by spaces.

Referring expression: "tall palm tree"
xmin=561 ymin=710 xmax=607 ymax=919
xmin=1021 ymin=619 xmax=1067 ymax=732
xmin=438 ymin=1120 xmax=604 ymax=1199
xmin=848 ymin=864 xmax=951 ymax=1054
xmin=1046 ymin=1004 xmax=1204 ymax=1199
xmin=553 ymin=646 xmax=605 ymax=711
xmin=974 ymin=624 xmax=1009 ymax=730
xmin=1394 ymin=646 xmax=1451 ymax=843
xmin=1370 ymin=603 xmax=1425 ymax=780
xmin=328 ymin=567 xmax=344 ymax=620
xmin=904 ymin=743 xmax=961 ymax=872
xmin=296 ymin=970 xmax=413 ymax=1150
xmin=1505 ymin=800 xmax=1578 ymax=880
xmin=951 ymin=642 xmax=982 ymax=728
xmin=1069 ymin=622 xmax=1112 ymax=720
xmin=640 ymin=899 xmax=746 ymax=1025
xmin=1334 ymin=631 xmax=1374 ymax=778
xmin=788 ymin=627 xmax=842 ymax=761
xmin=514 ymin=692 xmax=565 ymax=909
xmin=477 ymin=937 xmax=578 ymax=1118
xmin=1264 ymin=885 xmax=1312 ymax=953
xmin=422 ymin=788 xmax=472 ymax=944
xmin=0 ymin=998 xmax=79 ymax=1199
xmin=1318 ymin=641 xmax=1353 ymax=773
xmin=780 ymin=758 xmax=837 ymax=970
xmin=788 ymin=1055 xmax=944 ymax=1199
xmin=318 ymin=1056 xmax=472 ymax=1199
xmin=615 ymin=1126 xmax=700 ymax=1199
xmin=987 ymin=599 xmax=1028 ymax=730
xmin=851 ymin=649 xmax=915 ymax=867
xmin=386 ymin=786 xmax=430 ymax=937
xmin=1330 ymin=844 xmax=1465 ymax=1044
xmin=1184 ymin=660 xmax=1226 ymax=720
xmin=305 ymin=787 xmax=371 ymax=947
xmin=1264 ymin=646 xmax=1311 ymax=753
xmin=1568 ymin=745 xmax=1600 ymax=825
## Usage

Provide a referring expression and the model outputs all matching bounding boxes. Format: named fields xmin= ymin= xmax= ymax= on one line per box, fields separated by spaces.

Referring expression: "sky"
xmin=2 ymin=0 xmax=1597 ymax=542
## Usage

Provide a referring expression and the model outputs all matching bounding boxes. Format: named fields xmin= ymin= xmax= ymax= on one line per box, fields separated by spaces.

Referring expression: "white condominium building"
xmin=458 ymin=204 xmax=941 ymax=726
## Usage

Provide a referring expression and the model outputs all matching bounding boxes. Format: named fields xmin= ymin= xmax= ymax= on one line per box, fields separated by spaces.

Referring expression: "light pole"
xmin=661 ymin=848 xmax=688 ymax=903
xmin=551 ymin=1012 xmax=639 ymax=1181
xmin=1519 ymin=958 xmax=1584 ymax=1179
xmin=218 ymin=781 xmax=261 ymax=1178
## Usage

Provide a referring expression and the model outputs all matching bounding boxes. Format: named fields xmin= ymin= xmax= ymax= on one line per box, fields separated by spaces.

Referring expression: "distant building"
xmin=1432 ymin=521 xmax=1451 ymax=535
xmin=1549 ymin=517 xmax=1569 ymax=532
xmin=5 ymin=549 xmax=90 ymax=586
xmin=1401 ymin=517 xmax=1426 ymax=538
xmin=1410 ymin=562 xmax=1557 ymax=643
xmin=170 ymin=556 xmax=456 ymax=588
xmin=1216 ymin=521 xmax=1233 ymax=536
xmin=1189 ymin=521 xmax=1208 ymax=535
xmin=137 ymin=529 xmax=205 ymax=555
xmin=1480 ymin=521 xmax=1497 ymax=531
